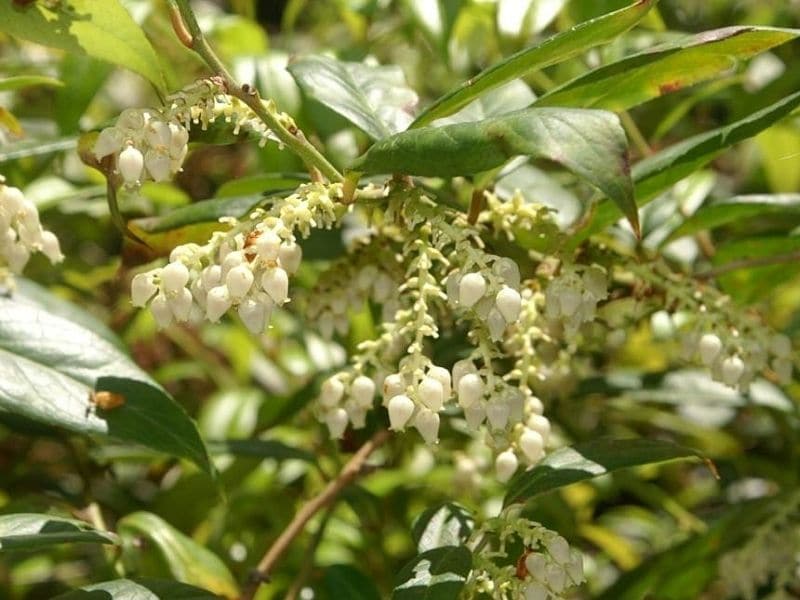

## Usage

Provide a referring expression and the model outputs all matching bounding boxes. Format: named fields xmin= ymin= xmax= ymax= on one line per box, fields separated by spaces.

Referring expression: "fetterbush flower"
xmin=0 ymin=178 xmax=63 ymax=287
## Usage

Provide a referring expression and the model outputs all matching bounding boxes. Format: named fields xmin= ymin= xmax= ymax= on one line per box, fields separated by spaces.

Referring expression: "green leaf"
xmin=324 ymin=565 xmax=383 ymax=600
xmin=504 ymin=438 xmax=702 ymax=506
xmin=411 ymin=503 xmax=474 ymax=553
xmin=0 ymin=513 xmax=118 ymax=551
xmin=128 ymin=194 xmax=266 ymax=255
xmin=537 ymin=26 xmax=799 ymax=110
xmin=0 ymin=136 xmax=78 ymax=163
xmin=393 ymin=546 xmax=472 ymax=600
xmin=288 ymin=54 xmax=418 ymax=140
xmin=206 ymin=439 xmax=317 ymax=463
xmin=0 ymin=75 xmax=63 ymax=91
xmin=352 ymin=107 xmax=638 ymax=234
xmin=53 ymin=577 xmax=221 ymax=600
xmin=0 ymin=292 xmax=211 ymax=474
xmin=667 ymin=195 xmax=800 ymax=241
xmin=581 ymin=90 xmax=800 ymax=240
xmin=117 ymin=512 xmax=238 ymax=599
xmin=0 ymin=1 xmax=166 ymax=94
xmin=411 ymin=0 xmax=658 ymax=127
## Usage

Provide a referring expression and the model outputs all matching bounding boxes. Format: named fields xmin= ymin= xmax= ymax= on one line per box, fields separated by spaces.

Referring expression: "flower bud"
xmin=427 ymin=365 xmax=451 ymax=399
xmin=383 ymin=373 xmax=405 ymax=400
xmin=319 ymin=377 xmax=345 ymax=408
xmin=226 ymin=264 xmax=254 ymax=299
xmin=40 ymin=230 xmax=63 ymax=263
xmin=324 ymin=408 xmax=349 ymax=439
xmin=150 ymin=293 xmax=173 ymax=328
xmin=486 ymin=399 xmax=510 ymax=430
xmin=451 ymin=359 xmax=476 ymax=390
xmin=131 ymin=273 xmax=158 ymax=307
xmin=413 ymin=408 xmax=440 ymax=444
xmin=525 ymin=553 xmax=547 ymax=582
xmin=256 ymin=230 xmax=281 ymax=261
xmin=721 ymin=355 xmax=745 ymax=386
xmin=418 ymin=376 xmax=444 ymax=412
xmin=351 ymin=375 xmax=376 ymax=408
xmin=145 ymin=149 xmax=172 ymax=182
xmin=495 ymin=286 xmax=522 ymax=323
xmin=524 ymin=582 xmax=547 ymax=600
xmin=698 ymin=333 xmax=723 ymax=366
xmin=519 ymin=428 xmax=545 ymax=463
xmin=546 ymin=563 xmax=566 ymax=593
xmin=206 ymin=285 xmax=232 ymax=322
xmin=457 ymin=373 xmax=483 ymax=408
xmin=495 ymin=449 xmax=518 ymax=483
xmin=201 ymin=265 xmax=222 ymax=290
xmin=238 ymin=297 xmax=267 ymax=334
xmin=526 ymin=414 xmax=551 ymax=441
xmin=547 ymin=536 xmax=571 ymax=564
xmin=169 ymin=288 xmax=194 ymax=321
xmin=458 ymin=272 xmax=486 ymax=308
xmin=279 ymin=241 xmax=302 ymax=274
xmin=261 ymin=267 xmax=289 ymax=304
xmin=387 ymin=394 xmax=414 ymax=430
xmin=161 ymin=261 xmax=190 ymax=293
xmin=118 ymin=145 xmax=144 ymax=184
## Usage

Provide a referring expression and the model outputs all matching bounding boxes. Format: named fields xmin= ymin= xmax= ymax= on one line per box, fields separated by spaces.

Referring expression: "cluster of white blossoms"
xmin=307 ymin=260 xmax=401 ymax=339
xmin=466 ymin=510 xmax=585 ymax=600
xmin=93 ymin=108 xmax=190 ymax=187
xmin=446 ymin=257 xmax=523 ymax=341
xmin=316 ymin=373 xmax=377 ymax=437
xmin=683 ymin=328 xmax=794 ymax=391
xmin=544 ymin=264 xmax=608 ymax=337
xmin=130 ymin=182 xmax=342 ymax=331
xmin=0 ymin=179 xmax=63 ymax=286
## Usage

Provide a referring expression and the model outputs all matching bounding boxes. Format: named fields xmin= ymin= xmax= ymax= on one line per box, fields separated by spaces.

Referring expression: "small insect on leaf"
xmin=89 ymin=391 xmax=126 ymax=412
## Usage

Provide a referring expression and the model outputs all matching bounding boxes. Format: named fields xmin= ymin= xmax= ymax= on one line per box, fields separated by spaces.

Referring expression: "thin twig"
xmin=694 ymin=250 xmax=800 ymax=280
xmin=168 ymin=0 xmax=343 ymax=183
xmin=284 ymin=509 xmax=333 ymax=600
xmin=240 ymin=430 xmax=391 ymax=600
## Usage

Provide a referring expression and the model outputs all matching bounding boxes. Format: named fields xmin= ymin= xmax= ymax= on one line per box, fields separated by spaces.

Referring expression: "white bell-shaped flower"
xmin=457 ymin=373 xmax=483 ymax=408
xmin=518 ymin=428 xmax=545 ymax=463
xmin=319 ymin=377 xmax=345 ymax=408
xmin=226 ymin=264 xmax=254 ymax=300
xmin=495 ymin=449 xmax=518 ymax=483
xmin=118 ymin=145 xmax=144 ymax=184
xmin=387 ymin=394 xmax=414 ymax=430
xmin=261 ymin=267 xmax=289 ymax=304
xmin=413 ymin=408 xmax=440 ymax=444
xmin=458 ymin=272 xmax=486 ymax=308
xmin=324 ymin=407 xmax=349 ymax=439
xmin=495 ymin=286 xmax=522 ymax=323
xmin=698 ymin=333 xmax=723 ymax=366
xmin=238 ymin=297 xmax=267 ymax=334
xmin=150 ymin=292 xmax=174 ymax=328
xmin=131 ymin=273 xmax=158 ymax=307
xmin=418 ymin=376 xmax=444 ymax=412
xmin=206 ymin=285 xmax=232 ymax=322
xmin=351 ymin=375 xmax=376 ymax=408
xmin=161 ymin=261 xmax=190 ymax=294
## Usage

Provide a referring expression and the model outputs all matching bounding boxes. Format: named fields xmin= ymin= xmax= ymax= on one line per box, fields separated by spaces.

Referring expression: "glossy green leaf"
xmin=353 ymin=107 xmax=638 ymax=234
xmin=411 ymin=503 xmax=474 ymax=553
xmin=0 ymin=75 xmax=63 ymax=91
xmin=667 ymin=195 xmax=800 ymax=241
xmin=411 ymin=0 xmax=658 ymax=127
xmin=537 ymin=26 xmax=799 ymax=110
xmin=581 ymin=90 xmax=800 ymax=239
xmin=392 ymin=546 xmax=472 ymax=600
xmin=0 ymin=514 xmax=117 ymax=551
xmin=288 ymin=55 xmax=418 ymax=140
xmin=0 ymin=292 xmax=211 ymax=474
xmin=504 ymin=438 xmax=702 ymax=506
xmin=324 ymin=565 xmax=382 ymax=600
xmin=53 ymin=578 xmax=221 ymax=600
xmin=117 ymin=512 xmax=238 ymax=599
xmin=0 ymin=1 xmax=166 ymax=94
xmin=128 ymin=194 xmax=266 ymax=254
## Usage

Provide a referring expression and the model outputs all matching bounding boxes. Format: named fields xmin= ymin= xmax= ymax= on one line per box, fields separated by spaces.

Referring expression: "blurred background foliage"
xmin=1 ymin=0 xmax=799 ymax=598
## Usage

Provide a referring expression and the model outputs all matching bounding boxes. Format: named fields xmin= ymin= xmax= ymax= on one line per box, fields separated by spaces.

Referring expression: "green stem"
xmin=169 ymin=0 xmax=343 ymax=183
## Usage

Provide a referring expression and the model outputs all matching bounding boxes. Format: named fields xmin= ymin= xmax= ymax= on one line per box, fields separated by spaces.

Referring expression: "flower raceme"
xmin=0 ymin=179 xmax=63 ymax=287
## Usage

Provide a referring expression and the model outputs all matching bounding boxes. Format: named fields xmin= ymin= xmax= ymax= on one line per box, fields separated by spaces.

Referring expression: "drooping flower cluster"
xmin=0 ymin=178 xmax=63 ymax=287
xmin=544 ymin=264 xmax=608 ymax=337
xmin=93 ymin=108 xmax=189 ymax=187
xmin=130 ymin=182 xmax=343 ymax=332
xmin=629 ymin=261 xmax=796 ymax=391
xmin=717 ymin=492 xmax=800 ymax=599
xmin=307 ymin=188 xmax=558 ymax=478
xmin=465 ymin=508 xmax=585 ymax=600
